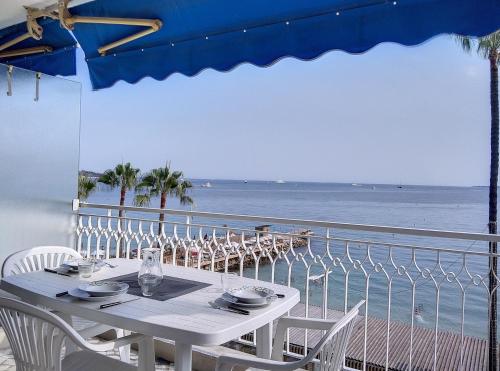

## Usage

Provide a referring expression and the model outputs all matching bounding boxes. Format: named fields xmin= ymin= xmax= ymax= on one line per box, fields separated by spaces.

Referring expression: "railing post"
xmin=186 ymin=216 xmax=191 ymax=239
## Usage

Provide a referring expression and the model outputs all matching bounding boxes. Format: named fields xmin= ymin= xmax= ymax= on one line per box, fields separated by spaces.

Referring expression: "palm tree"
xmin=456 ymin=31 xmax=499 ymax=370
xmin=135 ymin=163 xmax=194 ymax=235
xmin=78 ymin=175 xmax=96 ymax=201
xmin=98 ymin=162 xmax=140 ymax=221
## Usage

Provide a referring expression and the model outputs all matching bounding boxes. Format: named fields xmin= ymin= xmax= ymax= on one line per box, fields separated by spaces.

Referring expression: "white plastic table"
xmin=0 ymin=258 xmax=300 ymax=371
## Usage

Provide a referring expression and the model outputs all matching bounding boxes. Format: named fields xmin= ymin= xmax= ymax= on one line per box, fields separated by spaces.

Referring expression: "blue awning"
xmin=70 ymin=0 xmax=500 ymax=90
xmin=1 ymin=0 xmax=499 ymax=89
xmin=0 ymin=17 xmax=76 ymax=76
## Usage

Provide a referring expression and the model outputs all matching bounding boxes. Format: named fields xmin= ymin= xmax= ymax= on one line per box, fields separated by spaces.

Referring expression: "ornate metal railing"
xmin=76 ymin=201 xmax=500 ymax=371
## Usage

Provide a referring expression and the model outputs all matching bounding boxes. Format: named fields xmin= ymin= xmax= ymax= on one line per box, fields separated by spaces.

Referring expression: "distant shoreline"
xmin=79 ymin=170 xmax=103 ymax=178
xmin=79 ymin=170 xmax=489 ymax=188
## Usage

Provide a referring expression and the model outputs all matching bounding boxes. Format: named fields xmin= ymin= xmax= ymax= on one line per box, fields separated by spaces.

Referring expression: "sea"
xmin=85 ymin=180 xmax=496 ymax=339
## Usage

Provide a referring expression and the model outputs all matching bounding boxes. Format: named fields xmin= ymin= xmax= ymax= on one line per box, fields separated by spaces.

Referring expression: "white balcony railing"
xmin=76 ymin=201 xmax=500 ymax=371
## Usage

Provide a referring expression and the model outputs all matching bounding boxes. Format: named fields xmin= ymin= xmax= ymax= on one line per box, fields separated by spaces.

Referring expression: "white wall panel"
xmin=0 ymin=64 xmax=80 ymax=265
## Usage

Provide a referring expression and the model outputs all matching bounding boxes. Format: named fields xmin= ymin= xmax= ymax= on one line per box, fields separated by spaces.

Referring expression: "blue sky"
xmin=75 ymin=35 xmax=492 ymax=186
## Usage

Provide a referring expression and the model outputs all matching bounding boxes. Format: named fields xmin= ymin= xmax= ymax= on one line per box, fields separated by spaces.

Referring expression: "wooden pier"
xmin=165 ymin=228 xmax=312 ymax=271
xmin=243 ymin=303 xmax=491 ymax=371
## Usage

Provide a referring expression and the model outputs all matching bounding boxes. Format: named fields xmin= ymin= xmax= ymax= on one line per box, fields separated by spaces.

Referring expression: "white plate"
xmin=68 ymin=288 xmax=125 ymax=302
xmin=225 ymin=286 xmax=275 ymax=304
xmin=221 ymin=292 xmax=274 ymax=308
xmin=78 ymin=281 xmax=129 ymax=297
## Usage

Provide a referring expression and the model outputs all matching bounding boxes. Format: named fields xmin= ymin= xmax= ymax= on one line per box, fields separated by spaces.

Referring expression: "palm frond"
xmin=176 ymin=180 xmax=194 ymax=205
xmin=172 ymin=171 xmax=183 ymax=179
xmin=477 ymin=32 xmax=500 ymax=60
xmin=134 ymin=193 xmax=151 ymax=207
xmin=137 ymin=172 xmax=160 ymax=196
xmin=454 ymin=31 xmax=500 ymax=62
xmin=78 ymin=175 xmax=96 ymax=201
xmin=121 ymin=163 xmax=140 ymax=190
xmin=98 ymin=170 xmax=119 ymax=187
xmin=100 ymin=163 xmax=140 ymax=200
xmin=137 ymin=162 xmax=194 ymax=207
xmin=454 ymin=34 xmax=473 ymax=53
xmin=179 ymin=194 xmax=194 ymax=206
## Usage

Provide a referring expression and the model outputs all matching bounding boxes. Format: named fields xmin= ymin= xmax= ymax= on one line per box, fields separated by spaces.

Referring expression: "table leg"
xmin=117 ymin=329 xmax=131 ymax=362
xmin=138 ymin=335 xmax=155 ymax=371
xmin=55 ymin=312 xmax=77 ymax=355
xmin=174 ymin=341 xmax=192 ymax=371
xmin=256 ymin=322 xmax=272 ymax=359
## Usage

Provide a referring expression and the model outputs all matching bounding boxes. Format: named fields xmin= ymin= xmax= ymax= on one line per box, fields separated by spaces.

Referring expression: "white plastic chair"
xmin=0 ymin=295 xmax=145 ymax=371
xmin=1 ymin=246 xmax=130 ymax=361
xmin=216 ymin=300 xmax=364 ymax=371
xmin=1 ymin=246 xmax=83 ymax=277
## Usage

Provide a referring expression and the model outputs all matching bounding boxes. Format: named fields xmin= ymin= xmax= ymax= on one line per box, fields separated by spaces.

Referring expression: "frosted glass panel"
xmin=0 ymin=64 xmax=80 ymax=266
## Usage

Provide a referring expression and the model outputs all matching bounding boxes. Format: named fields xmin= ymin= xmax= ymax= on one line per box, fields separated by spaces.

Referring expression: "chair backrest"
xmin=0 ymin=296 xmax=88 ymax=371
xmin=315 ymin=300 xmax=364 ymax=370
xmin=299 ymin=300 xmax=365 ymax=371
xmin=317 ymin=301 xmax=363 ymax=370
xmin=2 ymin=246 xmax=82 ymax=277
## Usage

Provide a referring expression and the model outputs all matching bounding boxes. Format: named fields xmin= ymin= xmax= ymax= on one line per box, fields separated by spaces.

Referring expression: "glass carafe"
xmin=138 ymin=248 xmax=163 ymax=297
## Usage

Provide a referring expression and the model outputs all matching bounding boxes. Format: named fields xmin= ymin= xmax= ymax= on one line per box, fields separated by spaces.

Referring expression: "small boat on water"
xmin=276 ymin=180 xmax=286 ymax=184
xmin=201 ymin=182 xmax=212 ymax=188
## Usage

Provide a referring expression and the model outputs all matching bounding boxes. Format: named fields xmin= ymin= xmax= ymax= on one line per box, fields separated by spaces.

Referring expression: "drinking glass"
xmin=221 ymin=272 xmax=239 ymax=292
xmin=138 ymin=248 xmax=163 ymax=297
xmin=78 ymin=259 xmax=94 ymax=278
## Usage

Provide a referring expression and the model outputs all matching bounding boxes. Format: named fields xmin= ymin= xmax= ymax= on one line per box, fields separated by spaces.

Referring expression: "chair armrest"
xmin=216 ymin=354 xmax=295 ymax=371
xmin=82 ymin=333 xmax=147 ymax=352
xmin=77 ymin=323 xmax=116 ymax=339
xmin=271 ymin=316 xmax=338 ymax=361
xmin=277 ymin=316 xmax=339 ymax=331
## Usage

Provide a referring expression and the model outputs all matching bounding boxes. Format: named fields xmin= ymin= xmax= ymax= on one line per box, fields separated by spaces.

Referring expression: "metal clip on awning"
xmin=0 ymin=0 xmax=162 ymax=59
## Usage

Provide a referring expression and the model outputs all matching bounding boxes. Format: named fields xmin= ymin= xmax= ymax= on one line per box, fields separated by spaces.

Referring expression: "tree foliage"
xmin=134 ymin=163 xmax=193 ymax=207
xmin=78 ymin=175 xmax=96 ymax=201
xmin=455 ymin=32 xmax=500 ymax=63
xmin=98 ymin=162 xmax=140 ymax=192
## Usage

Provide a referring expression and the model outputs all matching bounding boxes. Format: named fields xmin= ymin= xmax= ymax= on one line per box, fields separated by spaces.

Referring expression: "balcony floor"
xmin=0 ymin=337 xmax=175 ymax=370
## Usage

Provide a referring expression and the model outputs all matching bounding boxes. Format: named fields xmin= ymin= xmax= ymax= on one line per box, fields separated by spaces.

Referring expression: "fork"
xmin=208 ymin=301 xmax=249 ymax=315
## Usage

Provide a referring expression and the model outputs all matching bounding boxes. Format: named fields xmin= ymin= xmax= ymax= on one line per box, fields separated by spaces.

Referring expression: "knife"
xmin=99 ymin=297 xmax=141 ymax=309
xmin=44 ymin=268 xmax=71 ymax=277
xmin=227 ymin=304 xmax=250 ymax=315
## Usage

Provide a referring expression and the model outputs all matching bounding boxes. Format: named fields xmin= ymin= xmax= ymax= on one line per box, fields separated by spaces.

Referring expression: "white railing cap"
xmin=79 ymin=202 xmax=500 ymax=243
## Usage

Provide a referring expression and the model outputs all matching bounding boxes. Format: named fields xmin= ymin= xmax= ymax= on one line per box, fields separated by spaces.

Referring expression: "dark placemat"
xmin=113 ymin=273 xmax=211 ymax=301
